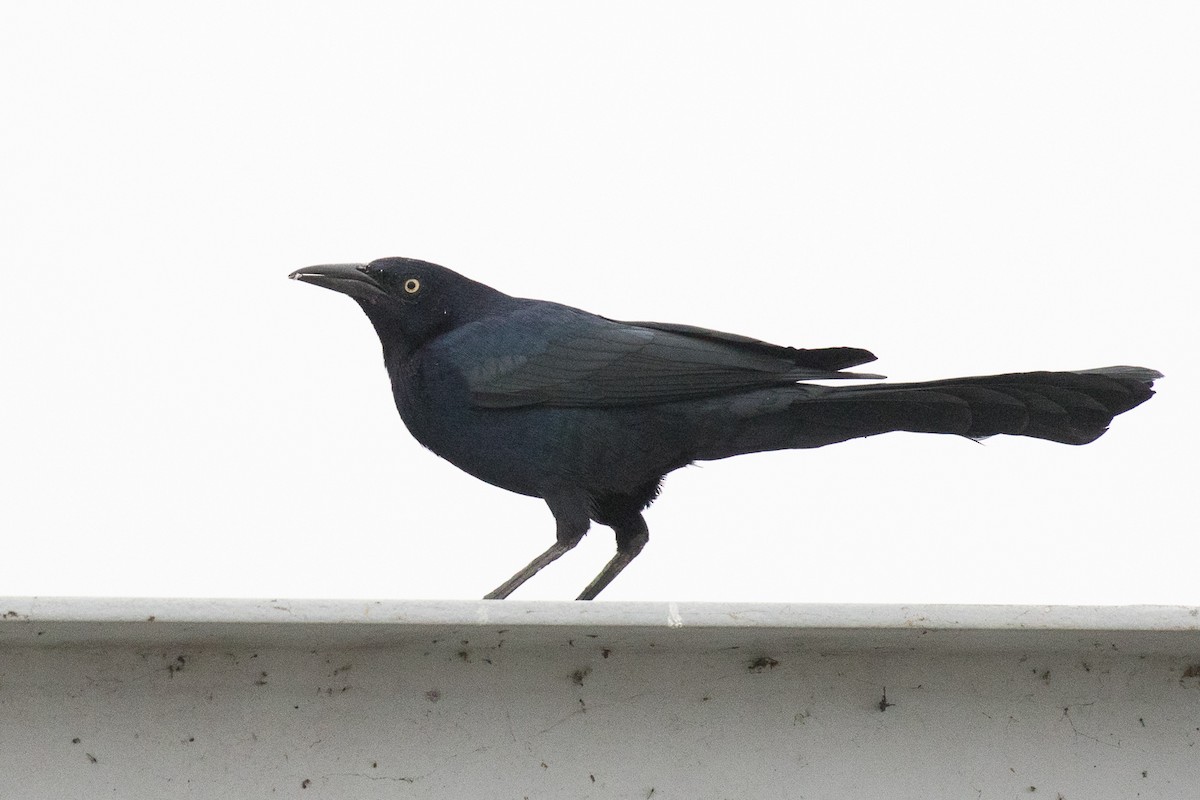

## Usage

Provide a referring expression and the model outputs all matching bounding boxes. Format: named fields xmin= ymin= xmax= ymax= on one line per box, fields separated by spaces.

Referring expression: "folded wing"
xmin=453 ymin=305 xmax=881 ymax=409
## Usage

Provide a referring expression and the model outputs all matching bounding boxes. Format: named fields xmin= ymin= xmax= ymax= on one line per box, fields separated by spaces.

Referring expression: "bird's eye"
xmin=404 ymin=278 xmax=421 ymax=294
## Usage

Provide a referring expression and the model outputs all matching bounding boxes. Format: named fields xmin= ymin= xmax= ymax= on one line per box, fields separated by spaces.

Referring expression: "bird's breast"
xmin=386 ymin=351 xmax=693 ymax=501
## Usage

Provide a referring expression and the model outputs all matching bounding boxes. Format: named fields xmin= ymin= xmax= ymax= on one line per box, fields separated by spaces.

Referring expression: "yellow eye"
xmin=403 ymin=278 xmax=421 ymax=294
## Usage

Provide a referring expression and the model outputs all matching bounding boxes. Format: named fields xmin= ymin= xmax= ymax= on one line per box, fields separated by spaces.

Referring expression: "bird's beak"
xmin=288 ymin=263 xmax=390 ymax=301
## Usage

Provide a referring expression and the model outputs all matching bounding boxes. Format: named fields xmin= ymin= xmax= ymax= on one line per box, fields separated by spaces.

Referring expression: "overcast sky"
xmin=1 ymin=2 xmax=1194 ymax=605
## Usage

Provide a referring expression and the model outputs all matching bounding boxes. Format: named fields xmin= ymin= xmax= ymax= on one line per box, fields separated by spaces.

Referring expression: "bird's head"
xmin=290 ymin=257 xmax=508 ymax=354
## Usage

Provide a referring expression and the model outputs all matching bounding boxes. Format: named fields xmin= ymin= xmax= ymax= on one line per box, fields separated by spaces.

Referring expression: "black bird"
xmin=289 ymin=257 xmax=1160 ymax=600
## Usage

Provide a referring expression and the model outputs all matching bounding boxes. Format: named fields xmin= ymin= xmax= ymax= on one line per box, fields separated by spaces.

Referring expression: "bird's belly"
xmin=399 ymin=394 xmax=690 ymax=499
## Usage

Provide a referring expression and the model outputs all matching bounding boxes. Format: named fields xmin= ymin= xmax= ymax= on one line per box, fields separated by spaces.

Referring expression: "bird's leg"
xmin=484 ymin=540 xmax=578 ymax=599
xmin=483 ymin=494 xmax=590 ymax=600
xmin=576 ymin=514 xmax=649 ymax=601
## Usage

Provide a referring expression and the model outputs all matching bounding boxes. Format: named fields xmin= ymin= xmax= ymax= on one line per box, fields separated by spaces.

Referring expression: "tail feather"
xmin=829 ymin=366 xmax=1160 ymax=446
xmin=693 ymin=366 xmax=1159 ymax=459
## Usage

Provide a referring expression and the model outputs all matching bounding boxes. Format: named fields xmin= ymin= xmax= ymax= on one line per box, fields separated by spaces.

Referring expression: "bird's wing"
xmin=450 ymin=305 xmax=881 ymax=409
xmin=627 ymin=320 xmax=878 ymax=372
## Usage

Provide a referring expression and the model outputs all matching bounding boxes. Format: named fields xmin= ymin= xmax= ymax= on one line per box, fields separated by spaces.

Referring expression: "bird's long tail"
xmin=701 ymin=366 xmax=1161 ymax=458
xmin=804 ymin=366 xmax=1160 ymax=446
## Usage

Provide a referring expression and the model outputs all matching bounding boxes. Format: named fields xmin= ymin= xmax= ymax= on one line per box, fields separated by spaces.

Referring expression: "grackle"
xmin=290 ymin=258 xmax=1159 ymax=600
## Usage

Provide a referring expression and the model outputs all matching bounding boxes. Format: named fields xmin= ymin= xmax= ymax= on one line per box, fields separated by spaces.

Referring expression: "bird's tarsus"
xmin=576 ymin=522 xmax=649 ymax=601
xmin=484 ymin=540 xmax=576 ymax=599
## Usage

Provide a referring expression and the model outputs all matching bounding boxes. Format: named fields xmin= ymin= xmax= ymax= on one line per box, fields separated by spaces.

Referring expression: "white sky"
xmin=1 ymin=2 xmax=1194 ymax=604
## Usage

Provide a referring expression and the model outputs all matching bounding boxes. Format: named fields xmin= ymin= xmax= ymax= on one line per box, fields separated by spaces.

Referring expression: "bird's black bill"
xmin=289 ymin=263 xmax=390 ymax=301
